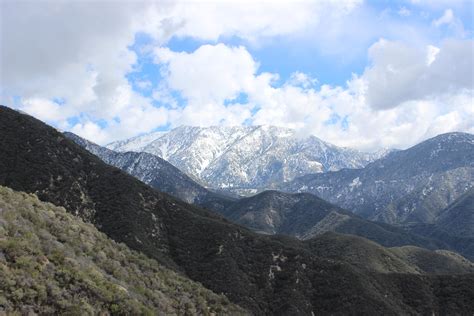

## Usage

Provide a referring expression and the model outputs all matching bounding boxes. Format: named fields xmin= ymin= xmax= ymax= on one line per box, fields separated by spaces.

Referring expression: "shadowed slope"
xmin=1 ymin=105 xmax=473 ymax=315
xmin=64 ymin=134 xmax=452 ymax=255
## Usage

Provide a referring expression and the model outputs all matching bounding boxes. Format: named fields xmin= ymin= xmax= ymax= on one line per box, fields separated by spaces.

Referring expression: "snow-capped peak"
xmin=106 ymin=125 xmax=388 ymax=193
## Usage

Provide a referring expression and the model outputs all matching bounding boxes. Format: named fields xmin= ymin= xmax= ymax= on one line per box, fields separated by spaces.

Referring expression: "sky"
xmin=0 ymin=0 xmax=473 ymax=151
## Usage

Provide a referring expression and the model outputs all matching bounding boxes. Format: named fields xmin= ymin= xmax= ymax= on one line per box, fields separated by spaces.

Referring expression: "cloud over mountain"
xmin=1 ymin=0 xmax=472 ymax=150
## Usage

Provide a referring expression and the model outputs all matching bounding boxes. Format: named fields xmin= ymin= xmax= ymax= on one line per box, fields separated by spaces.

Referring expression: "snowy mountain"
xmin=106 ymin=130 xmax=166 ymax=153
xmin=107 ymin=125 xmax=387 ymax=193
xmin=64 ymin=132 xmax=234 ymax=209
xmin=67 ymin=131 xmax=468 ymax=258
xmin=281 ymin=132 xmax=474 ymax=225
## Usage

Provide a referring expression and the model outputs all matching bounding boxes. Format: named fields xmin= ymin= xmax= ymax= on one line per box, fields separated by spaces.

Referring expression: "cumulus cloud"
xmin=155 ymin=44 xmax=258 ymax=104
xmin=362 ymin=39 xmax=473 ymax=110
xmin=20 ymin=98 xmax=70 ymax=124
xmin=162 ymin=0 xmax=362 ymax=42
xmin=1 ymin=0 xmax=471 ymax=150
xmin=0 ymin=0 xmax=170 ymax=143
xmin=153 ymin=44 xmax=330 ymax=129
xmin=433 ymin=9 xmax=455 ymax=27
xmin=153 ymin=44 xmax=259 ymax=126
xmin=1 ymin=0 xmax=364 ymax=144
xmin=153 ymin=42 xmax=473 ymax=151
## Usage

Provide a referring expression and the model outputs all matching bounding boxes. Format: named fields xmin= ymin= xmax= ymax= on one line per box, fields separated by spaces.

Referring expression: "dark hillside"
xmin=217 ymin=190 xmax=449 ymax=251
xmin=64 ymin=134 xmax=452 ymax=255
xmin=64 ymin=131 xmax=235 ymax=211
xmin=1 ymin=105 xmax=473 ymax=314
xmin=437 ymin=188 xmax=474 ymax=237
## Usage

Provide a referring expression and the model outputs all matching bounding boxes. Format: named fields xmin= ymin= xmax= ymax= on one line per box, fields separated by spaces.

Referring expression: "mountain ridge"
xmin=68 ymin=131 xmax=472 ymax=260
xmin=2 ymin=106 xmax=474 ymax=314
xmin=281 ymin=131 xmax=473 ymax=225
xmin=64 ymin=131 xmax=234 ymax=208
xmin=107 ymin=125 xmax=389 ymax=194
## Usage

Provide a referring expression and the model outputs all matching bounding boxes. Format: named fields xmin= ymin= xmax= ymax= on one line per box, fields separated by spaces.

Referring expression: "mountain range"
xmin=66 ymin=134 xmax=442 ymax=244
xmin=67 ymin=131 xmax=474 ymax=260
xmin=2 ymin=105 xmax=474 ymax=314
xmin=281 ymin=132 xmax=473 ymax=225
xmin=107 ymin=125 xmax=388 ymax=195
xmin=106 ymin=125 xmax=472 ymax=234
xmin=64 ymin=131 xmax=233 ymax=207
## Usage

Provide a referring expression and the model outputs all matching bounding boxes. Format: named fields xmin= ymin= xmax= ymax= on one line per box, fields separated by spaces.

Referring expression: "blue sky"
xmin=1 ymin=0 xmax=473 ymax=150
xmin=131 ymin=0 xmax=472 ymax=88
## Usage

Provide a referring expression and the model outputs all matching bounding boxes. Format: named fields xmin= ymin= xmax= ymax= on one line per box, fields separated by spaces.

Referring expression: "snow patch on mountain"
xmin=107 ymin=125 xmax=388 ymax=193
xmin=107 ymin=130 xmax=166 ymax=152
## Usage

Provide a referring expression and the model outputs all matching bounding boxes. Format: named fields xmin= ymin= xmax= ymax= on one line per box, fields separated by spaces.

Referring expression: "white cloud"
xmin=154 ymin=44 xmax=264 ymax=126
xmin=426 ymin=45 xmax=440 ymax=65
xmin=362 ymin=39 xmax=473 ymax=110
xmin=1 ymin=0 xmax=471 ymax=151
xmin=71 ymin=122 xmax=110 ymax=145
xmin=172 ymin=102 xmax=253 ymax=127
xmin=0 ymin=1 xmax=163 ymax=143
xmin=20 ymin=98 xmax=72 ymax=128
xmin=433 ymin=9 xmax=454 ymax=27
xmin=0 ymin=0 xmax=365 ymax=144
xmin=160 ymin=0 xmax=362 ymax=42
xmin=155 ymin=44 xmax=258 ymax=104
xmin=398 ymin=7 xmax=411 ymax=17
xmin=153 ymin=42 xmax=473 ymax=151
xmin=429 ymin=8 xmax=468 ymax=38
xmin=136 ymin=80 xmax=153 ymax=91
xmin=287 ymin=72 xmax=319 ymax=89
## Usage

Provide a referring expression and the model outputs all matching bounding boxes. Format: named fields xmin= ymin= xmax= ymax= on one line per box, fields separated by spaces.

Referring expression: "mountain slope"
xmin=306 ymin=232 xmax=474 ymax=275
xmin=107 ymin=125 xmax=386 ymax=194
xmin=215 ymin=190 xmax=450 ymax=249
xmin=437 ymin=187 xmax=474 ymax=238
xmin=403 ymin=189 xmax=474 ymax=260
xmin=67 ymin=135 xmax=454 ymax=254
xmin=0 ymin=185 xmax=242 ymax=315
xmin=282 ymin=132 xmax=474 ymax=225
xmin=1 ymin=106 xmax=474 ymax=314
xmin=69 ymin=134 xmax=469 ymax=258
xmin=64 ymin=132 xmax=234 ymax=209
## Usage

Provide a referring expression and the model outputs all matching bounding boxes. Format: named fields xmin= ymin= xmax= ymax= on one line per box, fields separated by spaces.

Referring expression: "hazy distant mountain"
xmin=107 ymin=125 xmax=388 ymax=194
xmin=282 ymin=132 xmax=474 ymax=225
xmin=3 ymin=106 xmax=474 ymax=314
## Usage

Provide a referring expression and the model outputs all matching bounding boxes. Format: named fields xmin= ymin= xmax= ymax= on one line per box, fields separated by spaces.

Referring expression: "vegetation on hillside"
xmin=1 ymin=106 xmax=474 ymax=315
xmin=306 ymin=232 xmax=474 ymax=275
xmin=0 ymin=186 xmax=244 ymax=315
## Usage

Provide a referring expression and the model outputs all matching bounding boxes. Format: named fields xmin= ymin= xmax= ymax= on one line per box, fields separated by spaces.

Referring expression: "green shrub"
xmin=0 ymin=186 xmax=245 ymax=315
